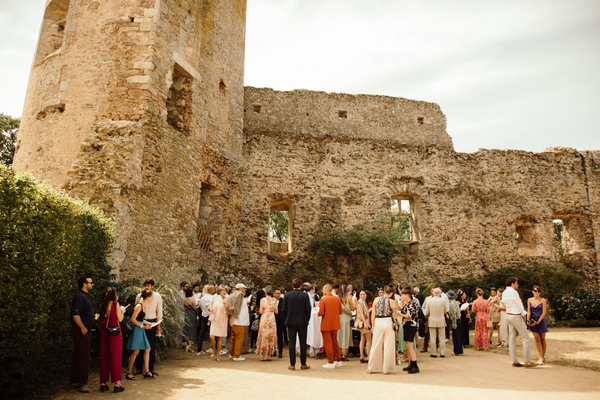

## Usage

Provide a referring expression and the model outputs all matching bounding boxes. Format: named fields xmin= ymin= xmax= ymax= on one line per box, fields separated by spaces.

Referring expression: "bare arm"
xmin=115 ymin=301 xmax=124 ymax=323
xmin=527 ymin=298 xmax=531 ymax=322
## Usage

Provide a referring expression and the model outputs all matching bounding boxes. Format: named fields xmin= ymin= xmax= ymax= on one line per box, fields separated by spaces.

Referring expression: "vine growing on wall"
xmin=307 ymin=224 xmax=408 ymax=270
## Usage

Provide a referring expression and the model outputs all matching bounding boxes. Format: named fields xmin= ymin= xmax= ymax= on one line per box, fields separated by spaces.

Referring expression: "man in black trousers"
xmin=274 ymin=288 xmax=286 ymax=358
xmin=70 ymin=277 xmax=95 ymax=393
xmin=282 ymin=278 xmax=312 ymax=370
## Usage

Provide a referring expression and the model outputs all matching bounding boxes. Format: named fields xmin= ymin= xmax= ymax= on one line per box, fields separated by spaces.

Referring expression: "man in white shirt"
xmin=196 ymin=285 xmax=214 ymax=355
xmin=135 ymin=277 xmax=163 ymax=375
xmin=227 ymin=284 xmax=250 ymax=361
xmin=502 ymin=277 xmax=536 ymax=367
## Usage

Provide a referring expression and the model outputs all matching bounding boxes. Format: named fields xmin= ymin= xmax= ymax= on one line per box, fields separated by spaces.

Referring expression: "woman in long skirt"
xmin=255 ymin=286 xmax=278 ymax=361
xmin=472 ymin=288 xmax=489 ymax=350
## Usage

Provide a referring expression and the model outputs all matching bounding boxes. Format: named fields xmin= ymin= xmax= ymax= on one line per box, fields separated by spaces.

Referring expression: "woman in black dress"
xmin=457 ymin=290 xmax=470 ymax=347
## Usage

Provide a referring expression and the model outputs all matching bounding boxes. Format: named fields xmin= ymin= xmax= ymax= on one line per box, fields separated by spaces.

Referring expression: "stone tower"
xmin=13 ymin=0 xmax=248 ymax=279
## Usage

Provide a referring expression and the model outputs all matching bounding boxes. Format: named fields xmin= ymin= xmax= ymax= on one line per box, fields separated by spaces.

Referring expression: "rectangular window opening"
xmin=252 ymin=104 xmax=261 ymax=113
xmin=338 ymin=110 xmax=348 ymax=119
xmin=417 ymin=117 xmax=424 ymax=125
xmin=166 ymin=65 xmax=193 ymax=136
xmin=391 ymin=197 xmax=415 ymax=241
xmin=269 ymin=200 xmax=293 ymax=254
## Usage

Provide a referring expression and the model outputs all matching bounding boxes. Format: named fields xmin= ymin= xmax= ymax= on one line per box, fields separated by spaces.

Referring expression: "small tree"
xmin=269 ymin=210 xmax=289 ymax=242
xmin=0 ymin=113 xmax=20 ymax=165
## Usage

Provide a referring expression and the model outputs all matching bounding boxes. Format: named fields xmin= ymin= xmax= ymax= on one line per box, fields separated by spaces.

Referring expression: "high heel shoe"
xmin=125 ymin=373 xmax=136 ymax=380
xmin=100 ymin=384 xmax=109 ymax=392
xmin=113 ymin=384 xmax=125 ymax=393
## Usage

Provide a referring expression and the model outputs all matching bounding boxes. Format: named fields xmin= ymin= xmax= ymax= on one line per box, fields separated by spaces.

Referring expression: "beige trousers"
xmin=367 ymin=318 xmax=396 ymax=374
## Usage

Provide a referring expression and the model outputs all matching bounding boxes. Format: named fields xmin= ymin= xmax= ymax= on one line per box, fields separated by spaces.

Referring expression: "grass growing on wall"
xmin=0 ymin=166 xmax=114 ymax=398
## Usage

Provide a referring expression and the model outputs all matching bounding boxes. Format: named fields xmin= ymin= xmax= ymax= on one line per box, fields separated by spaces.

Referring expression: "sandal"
xmin=143 ymin=371 xmax=155 ymax=378
xmin=100 ymin=384 xmax=109 ymax=392
xmin=113 ymin=384 xmax=125 ymax=393
xmin=125 ymin=373 xmax=136 ymax=381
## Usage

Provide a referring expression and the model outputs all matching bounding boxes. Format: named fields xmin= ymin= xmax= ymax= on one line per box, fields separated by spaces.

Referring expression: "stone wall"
xmin=239 ymin=88 xmax=599 ymax=288
xmin=14 ymin=0 xmax=250 ymax=284
xmin=13 ymin=2 xmax=598 ymax=290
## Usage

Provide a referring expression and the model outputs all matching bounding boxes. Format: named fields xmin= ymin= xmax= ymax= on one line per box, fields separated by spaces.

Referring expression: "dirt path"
xmin=52 ymin=328 xmax=600 ymax=399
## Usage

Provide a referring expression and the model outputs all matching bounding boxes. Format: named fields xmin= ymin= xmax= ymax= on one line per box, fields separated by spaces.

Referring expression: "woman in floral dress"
xmin=255 ymin=286 xmax=278 ymax=361
xmin=472 ymin=288 xmax=489 ymax=350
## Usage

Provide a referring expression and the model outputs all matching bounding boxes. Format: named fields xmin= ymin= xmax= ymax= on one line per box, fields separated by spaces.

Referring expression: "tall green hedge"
xmin=0 ymin=166 xmax=114 ymax=398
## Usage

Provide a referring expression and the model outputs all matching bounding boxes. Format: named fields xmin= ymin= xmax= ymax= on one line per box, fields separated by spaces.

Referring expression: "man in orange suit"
xmin=318 ymin=284 xmax=343 ymax=369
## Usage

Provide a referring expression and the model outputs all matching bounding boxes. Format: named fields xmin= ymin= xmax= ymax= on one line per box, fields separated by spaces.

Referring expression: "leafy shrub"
xmin=442 ymin=263 xmax=582 ymax=312
xmin=0 ymin=166 xmax=114 ymax=398
xmin=555 ymin=290 xmax=600 ymax=321
xmin=307 ymin=224 xmax=408 ymax=269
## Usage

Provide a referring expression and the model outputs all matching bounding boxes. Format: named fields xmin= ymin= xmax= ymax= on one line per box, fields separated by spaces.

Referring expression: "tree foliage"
xmin=269 ymin=211 xmax=289 ymax=242
xmin=307 ymin=224 xmax=408 ymax=269
xmin=0 ymin=113 xmax=20 ymax=165
xmin=0 ymin=166 xmax=114 ymax=398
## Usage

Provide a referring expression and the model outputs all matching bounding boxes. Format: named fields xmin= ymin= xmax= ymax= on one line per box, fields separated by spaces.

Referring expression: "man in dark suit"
xmin=282 ymin=278 xmax=312 ymax=370
xmin=274 ymin=288 xmax=286 ymax=358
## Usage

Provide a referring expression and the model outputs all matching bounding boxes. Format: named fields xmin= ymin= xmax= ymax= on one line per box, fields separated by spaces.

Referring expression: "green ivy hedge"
xmin=555 ymin=290 xmax=600 ymax=321
xmin=0 ymin=166 xmax=114 ymax=398
xmin=440 ymin=263 xmax=583 ymax=323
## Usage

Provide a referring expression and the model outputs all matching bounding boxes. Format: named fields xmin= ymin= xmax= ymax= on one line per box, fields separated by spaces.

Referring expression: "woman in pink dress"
xmin=255 ymin=286 xmax=278 ymax=361
xmin=99 ymin=287 xmax=124 ymax=392
xmin=208 ymin=287 xmax=228 ymax=361
xmin=472 ymin=288 xmax=489 ymax=350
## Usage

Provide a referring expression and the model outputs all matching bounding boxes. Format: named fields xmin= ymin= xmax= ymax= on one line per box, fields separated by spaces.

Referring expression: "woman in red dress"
xmin=472 ymin=288 xmax=489 ymax=350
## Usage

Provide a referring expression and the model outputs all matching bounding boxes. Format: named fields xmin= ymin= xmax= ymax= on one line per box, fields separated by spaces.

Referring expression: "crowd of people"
xmin=68 ymin=275 xmax=548 ymax=393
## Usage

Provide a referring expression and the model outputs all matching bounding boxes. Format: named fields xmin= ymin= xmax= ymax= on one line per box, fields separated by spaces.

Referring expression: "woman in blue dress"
xmin=125 ymin=289 xmax=154 ymax=379
xmin=527 ymin=285 xmax=548 ymax=365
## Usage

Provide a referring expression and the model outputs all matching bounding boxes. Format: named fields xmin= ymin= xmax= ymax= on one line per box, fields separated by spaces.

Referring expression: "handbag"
xmin=356 ymin=320 xmax=364 ymax=329
xmin=106 ymin=302 xmax=121 ymax=336
xmin=251 ymin=316 xmax=260 ymax=332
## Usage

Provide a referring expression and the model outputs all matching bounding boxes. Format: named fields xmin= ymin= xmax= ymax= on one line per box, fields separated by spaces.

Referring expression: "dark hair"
xmin=99 ymin=287 xmax=116 ymax=318
xmin=78 ymin=277 xmax=90 ymax=289
xmin=141 ymin=289 xmax=153 ymax=300
xmin=533 ymin=285 xmax=541 ymax=295
xmin=402 ymin=287 xmax=413 ymax=298
xmin=265 ymin=285 xmax=274 ymax=296
xmin=490 ymin=287 xmax=497 ymax=292
xmin=180 ymin=281 xmax=188 ymax=288
xmin=365 ymin=290 xmax=375 ymax=304
xmin=332 ymin=283 xmax=340 ymax=289
xmin=476 ymin=288 xmax=484 ymax=297
xmin=292 ymin=278 xmax=302 ymax=289
xmin=185 ymin=287 xmax=193 ymax=297
xmin=192 ymin=283 xmax=200 ymax=289
xmin=506 ymin=277 xmax=518 ymax=286
xmin=384 ymin=285 xmax=394 ymax=295
xmin=143 ymin=277 xmax=155 ymax=286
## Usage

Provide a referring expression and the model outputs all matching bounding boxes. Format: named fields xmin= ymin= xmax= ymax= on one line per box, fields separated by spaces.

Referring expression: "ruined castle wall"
xmin=15 ymin=0 xmax=249 ymax=283
xmin=240 ymin=88 xmax=599 ymax=287
xmin=244 ymin=87 xmax=453 ymax=150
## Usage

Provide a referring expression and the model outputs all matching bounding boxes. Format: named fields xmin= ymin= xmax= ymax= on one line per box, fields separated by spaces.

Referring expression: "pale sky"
xmin=1 ymin=0 xmax=599 ymax=153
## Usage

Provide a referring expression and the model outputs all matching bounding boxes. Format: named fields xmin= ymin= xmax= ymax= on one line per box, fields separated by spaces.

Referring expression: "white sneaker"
xmin=196 ymin=351 xmax=206 ymax=356
xmin=322 ymin=363 xmax=335 ymax=369
xmin=233 ymin=357 xmax=245 ymax=361
xmin=334 ymin=361 xmax=343 ymax=367
xmin=220 ymin=349 xmax=228 ymax=355
xmin=206 ymin=348 xmax=213 ymax=354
